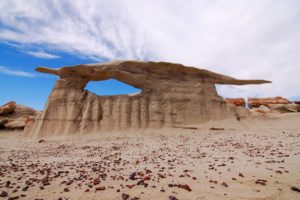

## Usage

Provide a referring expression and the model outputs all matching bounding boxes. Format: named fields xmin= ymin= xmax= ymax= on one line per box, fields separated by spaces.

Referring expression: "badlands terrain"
xmin=0 ymin=61 xmax=299 ymax=199
xmin=1 ymin=113 xmax=300 ymax=200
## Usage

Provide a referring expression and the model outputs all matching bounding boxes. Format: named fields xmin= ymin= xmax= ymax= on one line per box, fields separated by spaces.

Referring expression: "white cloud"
xmin=25 ymin=50 xmax=60 ymax=59
xmin=0 ymin=66 xmax=35 ymax=77
xmin=0 ymin=0 xmax=299 ymax=99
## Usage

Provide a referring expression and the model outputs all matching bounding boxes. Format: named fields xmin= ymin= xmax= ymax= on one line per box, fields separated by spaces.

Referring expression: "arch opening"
xmin=85 ymin=79 xmax=141 ymax=96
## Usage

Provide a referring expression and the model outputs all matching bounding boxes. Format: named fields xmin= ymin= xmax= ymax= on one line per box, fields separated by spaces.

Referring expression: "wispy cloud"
xmin=0 ymin=0 xmax=299 ymax=98
xmin=0 ymin=66 xmax=35 ymax=77
xmin=25 ymin=50 xmax=60 ymax=59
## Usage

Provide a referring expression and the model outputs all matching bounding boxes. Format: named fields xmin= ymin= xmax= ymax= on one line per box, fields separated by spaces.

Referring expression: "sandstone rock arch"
xmin=25 ymin=61 xmax=270 ymax=137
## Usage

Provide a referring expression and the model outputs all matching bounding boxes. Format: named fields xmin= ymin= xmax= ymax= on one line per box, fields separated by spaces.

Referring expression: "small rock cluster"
xmin=0 ymin=101 xmax=37 ymax=130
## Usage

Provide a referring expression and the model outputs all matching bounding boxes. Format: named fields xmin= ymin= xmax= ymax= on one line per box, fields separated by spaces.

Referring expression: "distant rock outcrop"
xmin=0 ymin=101 xmax=16 ymax=115
xmin=248 ymin=96 xmax=297 ymax=113
xmin=294 ymin=101 xmax=300 ymax=112
xmin=248 ymin=96 xmax=290 ymax=107
xmin=25 ymin=61 xmax=270 ymax=137
xmin=0 ymin=101 xmax=38 ymax=130
xmin=225 ymin=98 xmax=246 ymax=107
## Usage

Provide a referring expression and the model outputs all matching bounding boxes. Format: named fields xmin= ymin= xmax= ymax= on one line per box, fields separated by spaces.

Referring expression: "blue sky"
xmin=0 ymin=0 xmax=299 ymax=110
xmin=0 ymin=43 xmax=140 ymax=110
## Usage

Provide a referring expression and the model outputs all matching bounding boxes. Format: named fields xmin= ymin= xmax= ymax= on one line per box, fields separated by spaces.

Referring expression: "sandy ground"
xmin=0 ymin=113 xmax=300 ymax=200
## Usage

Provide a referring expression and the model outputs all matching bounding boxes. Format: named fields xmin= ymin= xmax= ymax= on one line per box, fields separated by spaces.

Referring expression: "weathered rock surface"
xmin=248 ymin=96 xmax=297 ymax=113
xmin=249 ymin=105 xmax=271 ymax=114
xmin=26 ymin=61 xmax=270 ymax=137
xmin=225 ymin=98 xmax=246 ymax=107
xmin=267 ymin=104 xmax=297 ymax=113
xmin=0 ymin=102 xmax=38 ymax=130
xmin=0 ymin=101 xmax=16 ymax=115
xmin=294 ymin=101 xmax=300 ymax=112
xmin=248 ymin=96 xmax=290 ymax=108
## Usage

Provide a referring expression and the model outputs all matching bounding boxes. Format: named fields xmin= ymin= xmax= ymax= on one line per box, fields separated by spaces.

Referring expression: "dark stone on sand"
xmin=291 ymin=186 xmax=300 ymax=192
xmin=122 ymin=193 xmax=130 ymax=200
xmin=0 ymin=191 xmax=8 ymax=197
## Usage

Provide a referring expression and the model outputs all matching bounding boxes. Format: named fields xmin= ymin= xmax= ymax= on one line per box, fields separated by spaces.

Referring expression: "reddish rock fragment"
xmin=210 ymin=127 xmax=225 ymax=131
xmin=137 ymin=180 xmax=148 ymax=187
xmin=143 ymin=176 xmax=151 ymax=181
xmin=137 ymin=171 xmax=144 ymax=177
xmin=221 ymin=182 xmax=228 ymax=187
xmin=122 ymin=193 xmax=130 ymax=200
xmin=22 ymin=186 xmax=28 ymax=191
xmin=169 ymin=196 xmax=179 ymax=200
xmin=129 ymin=172 xmax=138 ymax=180
xmin=41 ymin=177 xmax=50 ymax=186
xmin=95 ymin=186 xmax=106 ymax=191
xmin=0 ymin=191 xmax=8 ymax=197
xmin=8 ymin=196 xmax=19 ymax=200
xmin=158 ymin=173 xmax=166 ymax=178
xmin=177 ymin=184 xmax=192 ymax=192
xmin=291 ymin=186 xmax=300 ymax=192
xmin=93 ymin=177 xmax=100 ymax=185
xmin=255 ymin=179 xmax=267 ymax=186
xmin=126 ymin=184 xmax=135 ymax=189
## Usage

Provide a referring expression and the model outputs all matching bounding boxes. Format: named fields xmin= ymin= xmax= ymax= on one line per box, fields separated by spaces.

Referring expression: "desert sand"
xmin=1 ymin=113 xmax=300 ymax=200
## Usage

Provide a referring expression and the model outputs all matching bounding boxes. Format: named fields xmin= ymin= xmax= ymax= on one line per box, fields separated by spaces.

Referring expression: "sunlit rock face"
xmin=225 ymin=98 xmax=246 ymax=107
xmin=0 ymin=101 xmax=37 ymax=130
xmin=25 ymin=61 xmax=270 ymax=137
xmin=248 ymin=96 xmax=298 ymax=113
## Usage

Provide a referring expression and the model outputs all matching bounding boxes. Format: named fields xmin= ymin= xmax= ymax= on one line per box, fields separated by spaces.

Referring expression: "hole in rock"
xmin=85 ymin=79 xmax=141 ymax=96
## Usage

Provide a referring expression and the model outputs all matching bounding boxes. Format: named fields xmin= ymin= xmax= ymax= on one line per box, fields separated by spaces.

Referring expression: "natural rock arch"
xmin=25 ymin=61 xmax=270 ymax=137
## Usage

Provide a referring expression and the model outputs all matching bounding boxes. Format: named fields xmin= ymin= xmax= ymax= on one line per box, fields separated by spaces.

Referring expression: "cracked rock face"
xmin=25 ymin=61 xmax=270 ymax=137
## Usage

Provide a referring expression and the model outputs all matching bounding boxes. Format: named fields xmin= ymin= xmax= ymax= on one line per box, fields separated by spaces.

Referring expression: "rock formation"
xmin=248 ymin=96 xmax=297 ymax=113
xmin=25 ymin=61 xmax=270 ymax=137
xmin=294 ymin=101 xmax=300 ymax=112
xmin=225 ymin=98 xmax=246 ymax=107
xmin=0 ymin=101 xmax=38 ymax=130
xmin=0 ymin=101 xmax=16 ymax=115
xmin=248 ymin=96 xmax=290 ymax=107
